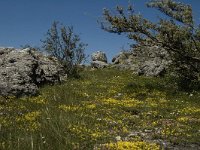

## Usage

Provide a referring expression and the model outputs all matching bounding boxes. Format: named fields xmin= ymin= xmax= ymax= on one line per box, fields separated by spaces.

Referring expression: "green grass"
xmin=1 ymin=68 xmax=200 ymax=149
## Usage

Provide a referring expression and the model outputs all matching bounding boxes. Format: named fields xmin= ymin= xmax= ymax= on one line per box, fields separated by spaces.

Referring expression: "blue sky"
xmin=0 ymin=0 xmax=200 ymax=61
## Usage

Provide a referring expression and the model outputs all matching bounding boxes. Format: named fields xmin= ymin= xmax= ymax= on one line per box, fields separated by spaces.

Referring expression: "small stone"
xmin=189 ymin=93 xmax=193 ymax=97
xmin=128 ymin=133 xmax=138 ymax=137
xmin=115 ymin=136 xmax=121 ymax=141
xmin=144 ymin=129 xmax=152 ymax=133
xmin=117 ymin=93 xmax=122 ymax=96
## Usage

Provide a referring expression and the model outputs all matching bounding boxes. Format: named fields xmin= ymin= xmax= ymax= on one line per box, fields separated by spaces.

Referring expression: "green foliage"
xmin=101 ymin=0 xmax=200 ymax=90
xmin=1 ymin=68 xmax=200 ymax=149
xmin=41 ymin=21 xmax=88 ymax=77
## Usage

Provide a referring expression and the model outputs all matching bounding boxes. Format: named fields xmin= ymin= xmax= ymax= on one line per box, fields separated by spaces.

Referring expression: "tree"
xmin=42 ymin=21 xmax=87 ymax=77
xmin=101 ymin=0 xmax=200 ymax=90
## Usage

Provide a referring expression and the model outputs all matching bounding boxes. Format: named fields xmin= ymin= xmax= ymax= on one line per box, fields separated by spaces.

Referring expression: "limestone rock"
xmin=91 ymin=60 xmax=108 ymax=68
xmin=91 ymin=51 xmax=108 ymax=69
xmin=91 ymin=51 xmax=107 ymax=63
xmin=112 ymin=46 xmax=171 ymax=77
xmin=0 ymin=47 xmax=66 ymax=97
xmin=112 ymin=51 xmax=133 ymax=64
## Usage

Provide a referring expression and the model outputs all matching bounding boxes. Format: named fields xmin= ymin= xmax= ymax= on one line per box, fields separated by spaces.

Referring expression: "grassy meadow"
xmin=1 ymin=68 xmax=200 ymax=149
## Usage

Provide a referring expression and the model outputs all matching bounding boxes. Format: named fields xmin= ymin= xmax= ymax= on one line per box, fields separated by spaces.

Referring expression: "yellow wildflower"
xmin=103 ymin=141 xmax=160 ymax=150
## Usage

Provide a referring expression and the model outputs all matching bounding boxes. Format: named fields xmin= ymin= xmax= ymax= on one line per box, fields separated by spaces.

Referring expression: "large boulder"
xmin=91 ymin=51 xmax=108 ymax=68
xmin=91 ymin=51 xmax=107 ymax=63
xmin=0 ymin=47 xmax=66 ymax=97
xmin=91 ymin=60 xmax=108 ymax=68
xmin=112 ymin=51 xmax=134 ymax=65
xmin=112 ymin=46 xmax=171 ymax=76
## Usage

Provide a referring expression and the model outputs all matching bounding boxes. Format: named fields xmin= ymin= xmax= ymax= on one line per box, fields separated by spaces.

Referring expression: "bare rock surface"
xmin=112 ymin=46 xmax=171 ymax=77
xmin=91 ymin=60 xmax=108 ymax=68
xmin=0 ymin=47 xmax=66 ymax=96
xmin=91 ymin=51 xmax=107 ymax=63
xmin=91 ymin=51 xmax=108 ymax=68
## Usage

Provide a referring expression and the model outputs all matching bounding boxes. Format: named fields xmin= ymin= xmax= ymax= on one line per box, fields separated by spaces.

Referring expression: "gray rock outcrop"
xmin=91 ymin=51 xmax=107 ymax=63
xmin=91 ymin=51 xmax=108 ymax=68
xmin=112 ymin=46 xmax=171 ymax=76
xmin=0 ymin=47 xmax=66 ymax=97
xmin=91 ymin=60 xmax=108 ymax=68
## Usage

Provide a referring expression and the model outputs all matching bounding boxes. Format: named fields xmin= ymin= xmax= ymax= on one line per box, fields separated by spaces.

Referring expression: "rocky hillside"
xmin=90 ymin=46 xmax=171 ymax=77
xmin=0 ymin=45 xmax=180 ymax=97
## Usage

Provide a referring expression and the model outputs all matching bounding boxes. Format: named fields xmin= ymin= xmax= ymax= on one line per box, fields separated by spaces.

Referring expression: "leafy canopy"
xmin=42 ymin=21 xmax=87 ymax=77
xmin=101 ymin=0 xmax=200 ymax=89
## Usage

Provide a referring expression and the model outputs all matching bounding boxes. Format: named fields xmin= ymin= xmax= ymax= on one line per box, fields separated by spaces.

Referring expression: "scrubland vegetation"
xmin=1 ymin=68 xmax=200 ymax=149
xmin=1 ymin=0 xmax=200 ymax=149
